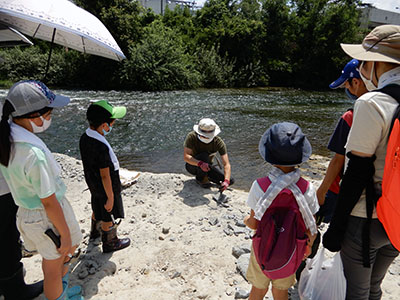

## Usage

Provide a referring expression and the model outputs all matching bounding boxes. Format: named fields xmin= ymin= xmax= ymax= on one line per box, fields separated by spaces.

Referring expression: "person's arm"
xmin=184 ymin=147 xmax=210 ymax=171
xmin=100 ymin=167 xmax=114 ymax=212
xmin=41 ymin=194 xmax=71 ymax=255
xmin=317 ymin=153 xmax=345 ymax=205
xmin=244 ymin=209 xmax=259 ymax=230
xmin=220 ymin=153 xmax=231 ymax=181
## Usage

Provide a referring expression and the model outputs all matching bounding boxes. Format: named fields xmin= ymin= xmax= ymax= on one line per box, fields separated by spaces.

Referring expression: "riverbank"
xmin=19 ymin=153 xmax=400 ymax=300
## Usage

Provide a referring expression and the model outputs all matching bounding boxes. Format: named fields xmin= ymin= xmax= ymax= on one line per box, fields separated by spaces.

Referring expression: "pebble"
xmin=209 ymin=217 xmax=219 ymax=226
xmin=170 ymin=271 xmax=181 ymax=279
xmin=141 ymin=213 xmax=147 ymax=218
xmin=162 ymin=227 xmax=170 ymax=234
xmin=78 ymin=269 xmax=89 ymax=279
xmin=224 ymin=228 xmax=233 ymax=236
xmin=236 ymin=253 xmax=250 ymax=279
xmin=235 ymin=288 xmax=250 ymax=299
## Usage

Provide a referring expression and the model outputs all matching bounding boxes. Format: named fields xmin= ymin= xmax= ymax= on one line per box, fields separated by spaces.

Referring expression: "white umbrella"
xmin=0 ymin=0 xmax=126 ymax=61
xmin=0 ymin=22 xmax=32 ymax=47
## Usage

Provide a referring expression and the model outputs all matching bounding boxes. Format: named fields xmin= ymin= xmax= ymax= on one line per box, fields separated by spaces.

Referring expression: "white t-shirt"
xmin=346 ymin=67 xmax=400 ymax=218
xmin=247 ymin=178 xmax=319 ymax=216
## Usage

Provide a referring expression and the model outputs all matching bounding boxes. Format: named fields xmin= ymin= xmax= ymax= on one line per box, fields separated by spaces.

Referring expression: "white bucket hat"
xmin=193 ymin=118 xmax=221 ymax=139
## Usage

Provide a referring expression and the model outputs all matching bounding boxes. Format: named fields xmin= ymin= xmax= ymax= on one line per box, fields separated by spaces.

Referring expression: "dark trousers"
xmin=185 ymin=152 xmax=234 ymax=185
xmin=0 ymin=193 xmax=22 ymax=278
xmin=341 ymin=216 xmax=399 ymax=300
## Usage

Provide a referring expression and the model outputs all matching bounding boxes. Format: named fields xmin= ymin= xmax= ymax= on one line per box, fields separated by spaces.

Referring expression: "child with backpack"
xmin=79 ymin=100 xmax=130 ymax=253
xmin=244 ymin=122 xmax=319 ymax=300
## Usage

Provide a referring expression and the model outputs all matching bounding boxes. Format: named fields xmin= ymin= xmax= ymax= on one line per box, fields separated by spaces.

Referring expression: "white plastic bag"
xmin=298 ymin=247 xmax=346 ymax=300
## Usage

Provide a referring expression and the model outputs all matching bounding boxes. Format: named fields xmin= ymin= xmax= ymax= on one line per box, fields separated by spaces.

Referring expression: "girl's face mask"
xmin=30 ymin=116 xmax=51 ymax=133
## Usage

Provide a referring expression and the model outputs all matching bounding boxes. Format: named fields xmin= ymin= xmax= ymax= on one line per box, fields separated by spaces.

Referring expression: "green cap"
xmin=92 ymin=100 xmax=126 ymax=119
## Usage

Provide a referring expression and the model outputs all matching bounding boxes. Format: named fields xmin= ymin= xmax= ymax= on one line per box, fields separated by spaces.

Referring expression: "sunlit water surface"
xmin=0 ymin=88 xmax=352 ymax=191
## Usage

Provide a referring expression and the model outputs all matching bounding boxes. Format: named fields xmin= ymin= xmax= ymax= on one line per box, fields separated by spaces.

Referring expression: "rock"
xmin=88 ymin=267 xmax=96 ymax=275
xmin=235 ymin=219 xmax=246 ymax=227
xmin=224 ymin=228 xmax=233 ymax=236
xmin=162 ymin=227 xmax=170 ymax=234
xmin=209 ymin=217 xmax=219 ymax=226
xmin=170 ymin=271 xmax=181 ymax=279
xmin=142 ymin=213 xmax=147 ymax=218
xmin=232 ymin=245 xmax=250 ymax=259
xmin=159 ymin=235 xmax=165 ymax=240
xmin=236 ymin=253 xmax=250 ymax=279
xmin=235 ymin=288 xmax=250 ymax=299
xmin=78 ymin=269 xmax=89 ymax=279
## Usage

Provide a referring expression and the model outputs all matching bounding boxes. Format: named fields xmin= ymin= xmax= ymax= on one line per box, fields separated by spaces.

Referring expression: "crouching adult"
xmin=184 ymin=118 xmax=234 ymax=190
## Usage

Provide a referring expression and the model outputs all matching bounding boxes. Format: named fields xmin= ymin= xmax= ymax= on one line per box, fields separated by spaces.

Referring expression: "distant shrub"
xmin=195 ymin=45 xmax=235 ymax=88
xmin=121 ymin=21 xmax=201 ymax=91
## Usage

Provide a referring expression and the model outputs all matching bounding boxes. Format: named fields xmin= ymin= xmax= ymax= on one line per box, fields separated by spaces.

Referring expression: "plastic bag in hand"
xmin=298 ymin=247 xmax=346 ymax=300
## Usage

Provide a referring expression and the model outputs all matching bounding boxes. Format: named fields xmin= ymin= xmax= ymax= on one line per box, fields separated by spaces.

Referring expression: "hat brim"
xmin=329 ymin=76 xmax=347 ymax=89
xmin=193 ymin=125 xmax=221 ymax=139
xmin=341 ymin=43 xmax=400 ymax=64
xmin=259 ymin=132 xmax=312 ymax=166
xmin=47 ymin=94 xmax=70 ymax=108
xmin=111 ymin=106 xmax=127 ymax=119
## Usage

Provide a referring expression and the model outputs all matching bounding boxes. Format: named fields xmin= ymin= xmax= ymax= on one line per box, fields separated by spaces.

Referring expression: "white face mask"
xmin=359 ymin=61 xmax=378 ymax=91
xmin=197 ymin=134 xmax=213 ymax=144
xmin=30 ymin=116 xmax=51 ymax=133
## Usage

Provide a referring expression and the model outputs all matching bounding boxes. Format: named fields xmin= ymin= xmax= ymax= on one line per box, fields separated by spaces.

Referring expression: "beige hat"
xmin=341 ymin=25 xmax=400 ymax=64
xmin=193 ymin=118 xmax=221 ymax=139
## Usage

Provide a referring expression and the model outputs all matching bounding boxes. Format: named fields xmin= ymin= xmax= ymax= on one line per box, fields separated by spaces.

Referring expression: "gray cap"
xmin=6 ymin=80 xmax=70 ymax=117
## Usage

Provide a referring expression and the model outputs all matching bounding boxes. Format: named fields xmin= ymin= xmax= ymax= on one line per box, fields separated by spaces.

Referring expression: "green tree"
xmin=290 ymin=0 xmax=361 ymax=89
xmin=121 ymin=21 xmax=201 ymax=90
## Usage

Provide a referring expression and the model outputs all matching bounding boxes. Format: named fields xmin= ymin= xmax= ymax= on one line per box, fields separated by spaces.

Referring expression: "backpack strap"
xmin=377 ymin=84 xmax=400 ymax=135
xmin=256 ymin=176 xmax=309 ymax=194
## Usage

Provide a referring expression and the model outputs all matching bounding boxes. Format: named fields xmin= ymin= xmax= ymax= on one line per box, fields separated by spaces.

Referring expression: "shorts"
xmin=16 ymin=196 xmax=82 ymax=260
xmin=246 ymin=246 xmax=296 ymax=290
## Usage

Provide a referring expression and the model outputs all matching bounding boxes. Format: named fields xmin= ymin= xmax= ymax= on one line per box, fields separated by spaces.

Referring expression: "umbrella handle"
xmin=43 ymin=28 xmax=56 ymax=81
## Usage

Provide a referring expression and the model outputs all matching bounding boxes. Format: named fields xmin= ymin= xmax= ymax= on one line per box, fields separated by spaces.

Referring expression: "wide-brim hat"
xmin=341 ymin=25 xmax=400 ymax=64
xmin=193 ymin=118 xmax=221 ymax=139
xmin=92 ymin=100 xmax=126 ymax=119
xmin=7 ymin=80 xmax=70 ymax=117
xmin=259 ymin=122 xmax=312 ymax=166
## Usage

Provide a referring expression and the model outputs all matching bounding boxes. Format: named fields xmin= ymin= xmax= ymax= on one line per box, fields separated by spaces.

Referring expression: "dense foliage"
xmin=0 ymin=0 xmax=363 ymax=90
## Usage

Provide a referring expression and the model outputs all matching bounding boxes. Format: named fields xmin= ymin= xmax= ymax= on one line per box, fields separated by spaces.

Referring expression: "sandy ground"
xmin=11 ymin=153 xmax=400 ymax=300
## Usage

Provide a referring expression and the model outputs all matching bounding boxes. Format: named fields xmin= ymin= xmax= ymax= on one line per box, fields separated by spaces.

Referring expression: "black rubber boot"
xmin=101 ymin=227 xmax=130 ymax=253
xmin=0 ymin=263 xmax=43 ymax=300
xmin=89 ymin=218 xmax=101 ymax=240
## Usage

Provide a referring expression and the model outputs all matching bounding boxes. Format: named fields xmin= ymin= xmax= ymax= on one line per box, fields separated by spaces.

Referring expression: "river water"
xmin=0 ymin=88 xmax=352 ymax=191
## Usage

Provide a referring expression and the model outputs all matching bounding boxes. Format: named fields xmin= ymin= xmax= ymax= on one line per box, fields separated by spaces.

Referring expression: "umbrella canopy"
xmin=0 ymin=0 xmax=126 ymax=61
xmin=0 ymin=22 xmax=32 ymax=47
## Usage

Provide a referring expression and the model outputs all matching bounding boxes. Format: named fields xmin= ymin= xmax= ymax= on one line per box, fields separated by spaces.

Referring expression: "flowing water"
xmin=0 ymin=88 xmax=352 ymax=191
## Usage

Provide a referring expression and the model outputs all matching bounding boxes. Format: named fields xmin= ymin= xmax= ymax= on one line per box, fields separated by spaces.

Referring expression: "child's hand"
xmin=303 ymin=244 xmax=312 ymax=260
xmin=58 ymin=234 xmax=72 ymax=256
xmin=104 ymin=198 xmax=114 ymax=212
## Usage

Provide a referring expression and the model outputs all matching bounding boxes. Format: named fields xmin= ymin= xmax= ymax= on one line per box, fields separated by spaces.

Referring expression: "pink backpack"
xmin=252 ymin=177 xmax=309 ymax=279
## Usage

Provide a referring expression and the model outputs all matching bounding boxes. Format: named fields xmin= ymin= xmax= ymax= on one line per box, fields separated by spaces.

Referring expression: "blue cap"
xmin=329 ymin=59 xmax=360 ymax=89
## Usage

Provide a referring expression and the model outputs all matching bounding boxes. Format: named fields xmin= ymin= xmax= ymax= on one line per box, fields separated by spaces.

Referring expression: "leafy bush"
xmin=195 ymin=45 xmax=235 ymax=88
xmin=121 ymin=21 xmax=201 ymax=91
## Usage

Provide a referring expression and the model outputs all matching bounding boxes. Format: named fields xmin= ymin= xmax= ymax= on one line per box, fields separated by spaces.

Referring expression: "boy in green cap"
xmin=79 ymin=100 xmax=131 ymax=253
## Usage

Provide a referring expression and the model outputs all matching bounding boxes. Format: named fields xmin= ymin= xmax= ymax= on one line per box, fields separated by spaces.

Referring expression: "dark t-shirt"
xmin=79 ymin=133 xmax=122 ymax=200
xmin=327 ymin=109 xmax=353 ymax=194
xmin=183 ymin=131 xmax=227 ymax=161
